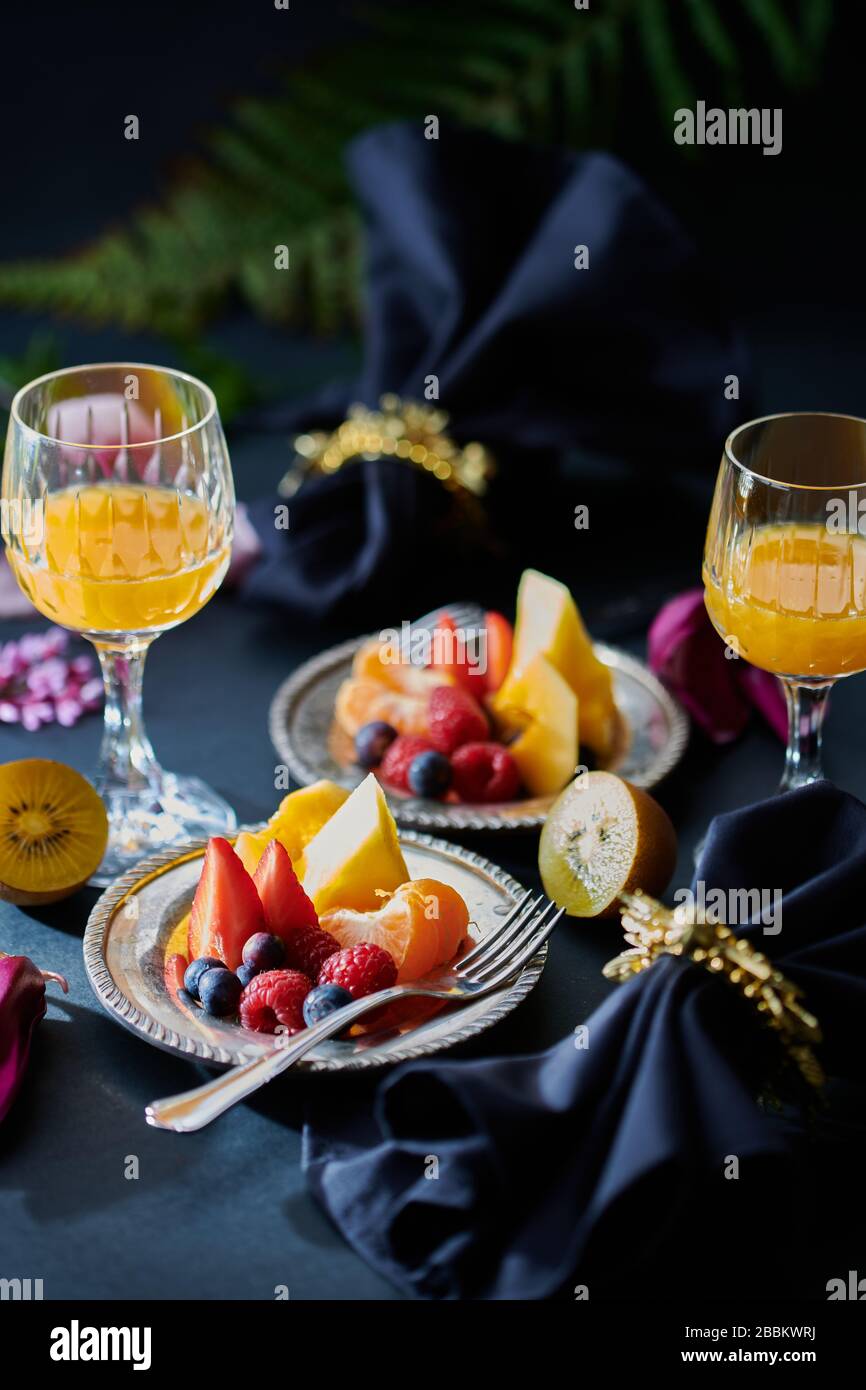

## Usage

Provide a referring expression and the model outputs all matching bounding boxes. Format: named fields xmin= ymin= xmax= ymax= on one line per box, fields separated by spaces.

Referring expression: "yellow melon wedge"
xmin=233 ymin=780 xmax=351 ymax=878
xmin=234 ymin=829 xmax=269 ymax=876
xmin=301 ymin=772 xmax=409 ymax=915
xmin=269 ymin=779 xmax=350 ymax=866
xmin=497 ymin=653 xmax=578 ymax=796
xmin=493 ymin=568 xmax=617 ymax=758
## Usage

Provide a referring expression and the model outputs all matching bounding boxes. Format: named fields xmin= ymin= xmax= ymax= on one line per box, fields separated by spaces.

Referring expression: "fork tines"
xmin=458 ymin=892 xmax=564 ymax=991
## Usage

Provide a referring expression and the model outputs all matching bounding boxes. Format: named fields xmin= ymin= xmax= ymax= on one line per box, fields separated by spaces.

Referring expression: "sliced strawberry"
xmin=188 ymin=837 xmax=265 ymax=971
xmin=253 ymin=839 xmax=318 ymax=940
xmin=429 ymin=613 xmax=475 ymax=694
xmin=483 ymin=610 xmax=513 ymax=693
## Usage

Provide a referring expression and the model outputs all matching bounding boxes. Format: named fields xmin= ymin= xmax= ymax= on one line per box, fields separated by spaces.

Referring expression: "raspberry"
xmin=318 ymin=943 xmax=397 ymax=999
xmin=283 ymin=924 xmax=340 ymax=980
xmin=451 ymin=742 xmax=521 ymax=803
xmin=379 ymin=734 xmax=434 ymax=792
xmin=427 ymin=685 xmax=488 ymax=755
xmin=239 ymin=969 xmax=311 ymax=1034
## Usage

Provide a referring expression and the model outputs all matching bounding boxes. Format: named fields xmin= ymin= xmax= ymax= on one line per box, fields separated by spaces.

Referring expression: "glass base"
xmin=90 ymin=773 xmax=238 ymax=885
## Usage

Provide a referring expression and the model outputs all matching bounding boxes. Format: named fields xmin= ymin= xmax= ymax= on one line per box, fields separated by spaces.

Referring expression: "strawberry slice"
xmin=430 ymin=613 xmax=476 ymax=694
xmin=483 ymin=610 xmax=513 ymax=693
xmin=188 ymin=837 xmax=265 ymax=970
xmin=253 ymin=839 xmax=318 ymax=940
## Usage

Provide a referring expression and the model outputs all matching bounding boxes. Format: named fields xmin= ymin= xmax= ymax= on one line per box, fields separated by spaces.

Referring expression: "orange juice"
xmin=704 ymin=522 xmax=866 ymax=678
xmin=8 ymin=483 xmax=229 ymax=635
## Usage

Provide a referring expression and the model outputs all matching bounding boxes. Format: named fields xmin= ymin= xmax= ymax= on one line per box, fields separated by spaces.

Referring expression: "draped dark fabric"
xmin=244 ymin=122 xmax=750 ymax=622
xmin=304 ymin=782 xmax=866 ymax=1299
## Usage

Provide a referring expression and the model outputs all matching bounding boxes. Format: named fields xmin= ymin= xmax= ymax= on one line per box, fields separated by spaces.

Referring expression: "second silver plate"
xmin=269 ymin=638 xmax=688 ymax=832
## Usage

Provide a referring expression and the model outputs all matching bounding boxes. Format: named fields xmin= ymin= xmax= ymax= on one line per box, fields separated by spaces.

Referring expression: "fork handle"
xmin=145 ymin=985 xmax=408 ymax=1132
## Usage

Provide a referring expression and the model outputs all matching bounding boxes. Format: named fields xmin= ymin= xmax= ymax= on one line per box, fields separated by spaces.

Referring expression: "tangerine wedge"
xmin=335 ymin=677 xmax=430 ymax=739
xmin=320 ymin=877 xmax=469 ymax=982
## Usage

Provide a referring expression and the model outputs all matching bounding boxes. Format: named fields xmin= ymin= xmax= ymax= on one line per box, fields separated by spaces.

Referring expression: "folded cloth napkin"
xmin=244 ymin=121 xmax=750 ymax=622
xmin=304 ymin=782 xmax=866 ymax=1299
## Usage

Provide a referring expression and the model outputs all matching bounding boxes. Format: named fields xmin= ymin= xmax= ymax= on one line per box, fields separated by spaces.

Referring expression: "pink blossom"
xmin=0 ymin=626 xmax=102 ymax=731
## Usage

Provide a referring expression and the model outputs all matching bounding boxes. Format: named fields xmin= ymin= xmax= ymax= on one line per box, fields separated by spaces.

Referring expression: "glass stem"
xmin=779 ymin=679 xmax=832 ymax=791
xmin=91 ymin=640 xmax=161 ymax=797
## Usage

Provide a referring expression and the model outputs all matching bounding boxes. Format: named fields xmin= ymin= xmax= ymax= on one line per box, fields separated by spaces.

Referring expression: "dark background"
xmin=1 ymin=1 xmax=865 ymax=1302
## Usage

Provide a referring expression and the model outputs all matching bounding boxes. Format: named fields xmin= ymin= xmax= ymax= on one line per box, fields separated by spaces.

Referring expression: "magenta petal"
xmin=648 ymin=589 xmax=752 ymax=744
xmin=736 ymin=664 xmax=788 ymax=742
xmin=224 ymin=502 xmax=262 ymax=589
xmin=0 ymin=701 xmax=20 ymax=723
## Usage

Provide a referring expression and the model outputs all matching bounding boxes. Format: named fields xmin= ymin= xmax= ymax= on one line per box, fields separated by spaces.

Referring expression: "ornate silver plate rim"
xmin=82 ymin=832 xmax=543 ymax=1073
xmin=268 ymin=637 xmax=689 ymax=831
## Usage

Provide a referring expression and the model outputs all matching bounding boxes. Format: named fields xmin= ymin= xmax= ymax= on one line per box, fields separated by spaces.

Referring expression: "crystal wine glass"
xmin=703 ymin=412 xmax=866 ymax=790
xmin=2 ymin=363 xmax=237 ymax=881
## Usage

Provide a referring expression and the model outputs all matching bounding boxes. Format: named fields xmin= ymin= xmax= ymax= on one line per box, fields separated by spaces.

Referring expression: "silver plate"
xmin=269 ymin=638 xmax=688 ymax=831
xmin=83 ymin=834 xmax=542 ymax=1073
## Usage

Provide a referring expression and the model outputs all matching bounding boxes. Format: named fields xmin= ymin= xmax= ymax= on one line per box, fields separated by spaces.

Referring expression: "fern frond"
xmin=0 ymin=0 xmax=837 ymax=340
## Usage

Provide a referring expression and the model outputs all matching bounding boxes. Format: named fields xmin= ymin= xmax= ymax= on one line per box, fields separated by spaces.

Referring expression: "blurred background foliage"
xmin=0 ymin=0 xmax=835 ymax=416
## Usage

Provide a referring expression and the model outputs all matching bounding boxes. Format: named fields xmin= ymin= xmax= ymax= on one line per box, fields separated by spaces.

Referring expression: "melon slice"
xmin=301 ymin=773 xmax=409 ymax=915
xmin=493 ymin=568 xmax=617 ymax=758
xmin=496 ymin=653 xmax=578 ymax=796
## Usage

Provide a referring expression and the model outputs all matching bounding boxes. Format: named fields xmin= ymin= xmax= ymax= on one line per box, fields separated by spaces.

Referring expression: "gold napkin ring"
xmin=279 ymin=394 xmax=495 ymax=502
xmin=603 ymin=891 xmax=824 ymax=1095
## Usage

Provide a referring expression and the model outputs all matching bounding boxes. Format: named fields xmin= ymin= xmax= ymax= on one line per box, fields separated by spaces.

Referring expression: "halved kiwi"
xmin=0 ymin=759 xmax=108 ymax=905
xmin=539 ymin=770 xmax=677 ymax=918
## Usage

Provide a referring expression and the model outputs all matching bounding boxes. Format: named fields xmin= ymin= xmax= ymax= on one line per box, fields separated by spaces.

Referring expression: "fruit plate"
xmin=83 ymin=833 xmax=543 ymax=1072
xmin=268 ymin=638 xmax=688 ymax=832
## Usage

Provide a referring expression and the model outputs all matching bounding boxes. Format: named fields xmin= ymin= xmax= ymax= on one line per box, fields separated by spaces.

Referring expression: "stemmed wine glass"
xmin=703 ymin=412 xmax=866 ymax=790
xmin=2 ymin=363 xmax=237 ymax=881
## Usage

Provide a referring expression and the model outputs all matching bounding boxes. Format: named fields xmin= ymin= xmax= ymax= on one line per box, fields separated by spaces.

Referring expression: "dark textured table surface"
xmin=2 ymin=426 xmax=865 ymax=1301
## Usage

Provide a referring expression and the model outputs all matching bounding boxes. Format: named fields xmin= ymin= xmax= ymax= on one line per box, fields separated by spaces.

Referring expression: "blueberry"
xmin=199 ymin=967 xmax=243 ymax=1018
xmin=303 ymin=983 xmax=354 ymax=1029
xmin=184 ymin=956 xmax=226 ymax=1001
xmin=355 ymin=720 xmax=398 ymax=769
xmin=408 ymin=749 xmax=452 ymax=799
xmin=242 ymin=932 xmax=286 ymax=972
xmin=236 ymin=961 xmax=259 ymax=989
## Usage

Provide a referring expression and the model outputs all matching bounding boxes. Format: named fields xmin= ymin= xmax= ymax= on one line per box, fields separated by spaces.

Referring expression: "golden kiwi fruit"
xmin=0 ymin=759 xmax=108 ymax=905
xmin=539 ymin=770 xmax=677 ymax=918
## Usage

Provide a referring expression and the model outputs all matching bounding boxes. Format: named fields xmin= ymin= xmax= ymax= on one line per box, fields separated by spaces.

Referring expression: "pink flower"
xmin=648 ymin=589 xmax=787 ymax=744
xmin=0 ymin=626 xmax=102 ymax=731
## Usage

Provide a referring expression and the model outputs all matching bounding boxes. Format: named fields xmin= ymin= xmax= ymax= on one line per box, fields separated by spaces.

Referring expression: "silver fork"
xmin=398 ymin=600 xmax=485 ymax=662
xmin=146 ymin=891 xmax=563 ymax=1133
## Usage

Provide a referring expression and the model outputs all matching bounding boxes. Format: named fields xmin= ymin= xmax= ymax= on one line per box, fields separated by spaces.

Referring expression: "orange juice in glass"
xmin=2 ymin=364 xmax=237 ymax=881
xmin=9 ymin=483 xmax=230 ymax=634
xmin=703 ymin=412 xmax=866 ymax=790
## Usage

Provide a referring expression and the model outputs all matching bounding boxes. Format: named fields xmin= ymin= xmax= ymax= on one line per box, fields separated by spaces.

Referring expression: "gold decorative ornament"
xmin=603 ymin=890 xmax=824 ymax=1095
xmin=279 ymin=394 xmax=495 ymax=503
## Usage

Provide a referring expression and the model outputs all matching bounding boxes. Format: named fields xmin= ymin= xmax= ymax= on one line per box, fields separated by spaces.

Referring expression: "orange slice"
xmin=335 ymin=677 xmax=430 ymax=739
xmin=320 ymin=877 xmax=469 ymax=982
xmin=353 ymin=637 xmax=447 ymax=696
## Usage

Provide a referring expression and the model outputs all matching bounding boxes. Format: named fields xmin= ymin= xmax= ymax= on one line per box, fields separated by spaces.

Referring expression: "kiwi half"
xmin=0 ymin=759 xmax=108 ymax=905
xmin=539 ymin=770 xmax=677 ymax=918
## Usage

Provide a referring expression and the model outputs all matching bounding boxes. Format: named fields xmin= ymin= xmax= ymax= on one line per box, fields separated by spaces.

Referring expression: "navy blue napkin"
xmin=245 ymin=121 xmax=749 ymax=621
xmin=303 ymin=782 xmax=866 ymax=1299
